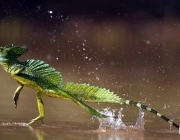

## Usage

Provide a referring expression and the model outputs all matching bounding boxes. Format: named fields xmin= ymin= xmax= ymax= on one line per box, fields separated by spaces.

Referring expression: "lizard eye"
xmin=0 ymin=47 xmax=3 ymax=52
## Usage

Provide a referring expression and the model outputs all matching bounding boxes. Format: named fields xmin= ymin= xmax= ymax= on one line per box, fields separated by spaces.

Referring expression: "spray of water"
xmin=1 ymin=122 xmax=28 ymax=126
xmin=94 ymin=108 xmax=145 ymax=132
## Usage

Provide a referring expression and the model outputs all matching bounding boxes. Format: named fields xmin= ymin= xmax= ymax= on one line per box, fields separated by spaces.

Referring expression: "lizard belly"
xmin=12 ymin=75 xmax=68 ymax=99
xmin=12 ymin=75 xmax=44 ymax=92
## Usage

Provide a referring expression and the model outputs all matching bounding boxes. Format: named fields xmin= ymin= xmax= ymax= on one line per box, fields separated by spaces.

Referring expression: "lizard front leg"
xmin=28 ymin=91 xmax=45 ymax=125
xmin=13 ymin=83 xmax=24 ymax=108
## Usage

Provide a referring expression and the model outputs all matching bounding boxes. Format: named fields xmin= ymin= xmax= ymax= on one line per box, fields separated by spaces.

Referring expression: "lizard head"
xmin=0 ymin=44 xmax=28 ymax=61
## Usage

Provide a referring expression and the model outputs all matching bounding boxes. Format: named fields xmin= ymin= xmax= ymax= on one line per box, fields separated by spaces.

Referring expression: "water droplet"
xmin=48 ymin=10 xmax=53 ymax=14
xmin=111 ymin=62 xmax=115 ymax=66
xmin=46 ymin=54 xmax=53 ymax=60
xmin=146 ymin=40 xmax=150 ymax=45
xmin=96 ymin=77 xmax=100 ymax=81
xmin=37 ymin=6 xmax=41 ymax=10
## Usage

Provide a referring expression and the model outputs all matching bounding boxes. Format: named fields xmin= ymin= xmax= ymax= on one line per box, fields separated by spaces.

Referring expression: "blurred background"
xmin=0 ymin=0 xmax=180 ymax=129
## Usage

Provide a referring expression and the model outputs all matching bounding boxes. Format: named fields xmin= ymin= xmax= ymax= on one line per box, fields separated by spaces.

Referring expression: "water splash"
xmin=95 ymin=108 xmax=127 ymax=132
xmin=1 ymin=122 xmax=28 ymax=126
xmin=94 ymin=108 xmax=144 ymax=132
xmin=129 ymin=109 xmax=145 ymax=130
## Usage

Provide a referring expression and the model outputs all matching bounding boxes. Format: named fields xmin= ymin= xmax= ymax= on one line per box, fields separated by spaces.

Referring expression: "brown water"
xmin=1 ymin=9 xmax=180 ymax=139
xmin=0 ymin=64 xmax=180 ymax=140
xmin=0 ymin=116 xmax=179 ymax=140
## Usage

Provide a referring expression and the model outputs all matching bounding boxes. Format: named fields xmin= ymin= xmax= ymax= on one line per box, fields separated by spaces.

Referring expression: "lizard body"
xmin=0 ymin=44 xmax=179 ymax=129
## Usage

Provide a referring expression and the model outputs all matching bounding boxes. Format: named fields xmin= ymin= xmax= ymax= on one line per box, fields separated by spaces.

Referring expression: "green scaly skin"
xmin=0 ymin=44 xmax=179 ymax=129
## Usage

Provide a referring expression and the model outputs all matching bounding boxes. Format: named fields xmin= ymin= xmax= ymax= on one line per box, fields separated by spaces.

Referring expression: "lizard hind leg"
xmin=59 ymin=90 xmax=109 ymax=118
xmin=28 ymin=91 xmax=45 ymax=125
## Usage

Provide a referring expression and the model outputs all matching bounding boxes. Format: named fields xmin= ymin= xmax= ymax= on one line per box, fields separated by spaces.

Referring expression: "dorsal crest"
xmin=23 ymin=59 xmax=63 ymax=86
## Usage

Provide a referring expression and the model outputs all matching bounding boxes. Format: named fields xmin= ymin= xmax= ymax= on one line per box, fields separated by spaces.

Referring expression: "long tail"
xmin=124 ymin=100 xmax=179 ymax=129
xmin=57 ymin=82 xmax=180 ymax=129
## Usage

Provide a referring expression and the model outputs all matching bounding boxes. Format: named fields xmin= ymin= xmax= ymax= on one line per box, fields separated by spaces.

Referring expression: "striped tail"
xmin=57 ymin=82 xmax=179 ymax=129
xmin=124 ymin=100 xmax=179 ymax=129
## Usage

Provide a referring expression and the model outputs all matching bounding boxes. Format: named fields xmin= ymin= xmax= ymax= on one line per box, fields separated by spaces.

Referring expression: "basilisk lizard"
xmin=0 ymin=44 xmax=179 ymax=129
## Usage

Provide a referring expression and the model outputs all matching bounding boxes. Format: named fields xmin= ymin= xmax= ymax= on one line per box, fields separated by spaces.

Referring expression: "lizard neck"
xmin=0 ymin=59 xmax=20 ymax=72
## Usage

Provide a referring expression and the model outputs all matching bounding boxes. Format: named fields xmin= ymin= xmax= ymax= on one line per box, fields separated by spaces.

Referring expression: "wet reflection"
xmin=1 ymin=121 xmax=179 ymax=140
xmin=28 ymin=123 xmax=145 ymax=140
xmin=97 ymin=130 xmax=144 ymax=140
xmin=28 ymin=126 xmax=44 ymax=140
xmin=0 ymin=122 xmax=45 ymax=140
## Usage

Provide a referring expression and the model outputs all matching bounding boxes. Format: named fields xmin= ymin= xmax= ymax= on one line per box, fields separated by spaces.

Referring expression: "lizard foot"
xmin=28 ymin=116 xmax=44 ymax=125
xmin=13 ymin=96 xmax=19 ymax=108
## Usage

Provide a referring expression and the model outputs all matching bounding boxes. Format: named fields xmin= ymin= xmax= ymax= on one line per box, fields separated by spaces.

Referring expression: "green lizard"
xmin=0 ymin=44 xmax=179 ymax=129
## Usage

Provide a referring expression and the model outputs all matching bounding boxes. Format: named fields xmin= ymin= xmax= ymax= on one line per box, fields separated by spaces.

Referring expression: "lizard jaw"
xmin=0 ymin=57 xmax=8 ymax=61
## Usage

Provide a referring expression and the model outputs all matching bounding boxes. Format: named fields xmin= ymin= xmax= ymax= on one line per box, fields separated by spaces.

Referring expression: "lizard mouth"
xmin=0 ymin=56 xmax=8 ymax=61
xmin=0 ymin=47 xmax=8 ymax=61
